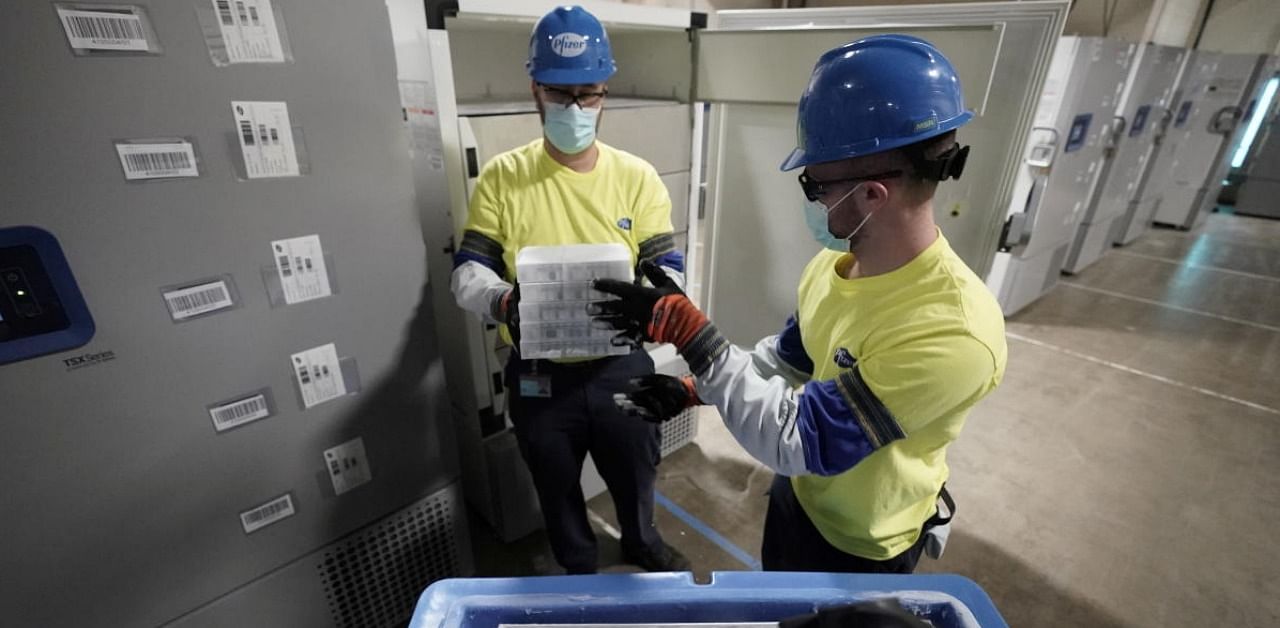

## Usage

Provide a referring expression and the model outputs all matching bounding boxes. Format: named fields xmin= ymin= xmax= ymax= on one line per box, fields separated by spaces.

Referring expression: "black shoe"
xmin=624 ymin=543 xmax=691 ymax=572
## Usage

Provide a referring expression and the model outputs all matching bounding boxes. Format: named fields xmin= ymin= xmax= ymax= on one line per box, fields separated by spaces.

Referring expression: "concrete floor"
xmin=468 ymin=211 xmax=1280 ymax=627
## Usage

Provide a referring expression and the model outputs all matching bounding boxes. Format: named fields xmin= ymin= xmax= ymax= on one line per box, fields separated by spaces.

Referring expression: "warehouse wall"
xmin=1197 ymin=0 xmax=1280 ymax=54
xmin=1063 ymin=0 xmax=1156 ymax=41
xmin=616 ymin=0 xmax=1278 ymax=57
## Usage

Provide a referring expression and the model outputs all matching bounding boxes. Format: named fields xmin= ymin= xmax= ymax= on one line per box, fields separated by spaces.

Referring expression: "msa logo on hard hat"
xmin=913 ymin=115 xmax=939 ymax=133
xmin=551 ymin=33 xmax=589 ymax=57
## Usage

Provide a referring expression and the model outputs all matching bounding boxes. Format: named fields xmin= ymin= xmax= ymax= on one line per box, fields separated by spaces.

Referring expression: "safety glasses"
xmin=538 ymin=83 xmax=609 ymax=109
xmin=797 ymin=169 xmax=903 ymax=202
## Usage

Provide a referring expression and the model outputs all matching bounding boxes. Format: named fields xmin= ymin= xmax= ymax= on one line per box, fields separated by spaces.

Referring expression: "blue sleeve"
xmin=453 ymin=229 xmax=506 ymax=275
xmin=796 ymin=368 xmax=906 ymax=476
xmin=775 ymin=314 xmax=814 ymax=376
xmin=651 ymin=250 xmax=685 ymax=273
xmin=638 ymin=233 xmax=684 ymax=272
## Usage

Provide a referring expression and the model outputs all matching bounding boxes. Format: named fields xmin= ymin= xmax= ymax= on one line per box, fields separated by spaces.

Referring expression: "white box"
xmin=515 ymin=243 xmax=633 ymax=284
xmin=515 ymin=244 xmax=633 ymax=360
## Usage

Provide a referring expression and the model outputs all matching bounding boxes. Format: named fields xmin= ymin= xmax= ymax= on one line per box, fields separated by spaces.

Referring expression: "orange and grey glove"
xmin=613 ymin=374 xmax=700 ymax=423
xmin=591 ymin=261 xmax=728 ymax=375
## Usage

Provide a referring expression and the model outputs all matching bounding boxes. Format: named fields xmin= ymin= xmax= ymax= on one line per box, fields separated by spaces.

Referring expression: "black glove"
xmin=612 ymin=374 xmax=699 ymax=423
xmin=592 ymin=261 xmax=701 ymax=348
xmin=498 ymin=283 xmax=521 ymax=351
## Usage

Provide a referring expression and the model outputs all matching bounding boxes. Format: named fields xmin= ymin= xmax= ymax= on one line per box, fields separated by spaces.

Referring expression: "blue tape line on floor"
xmin=655 ymin=491 xmax=762 ymax=571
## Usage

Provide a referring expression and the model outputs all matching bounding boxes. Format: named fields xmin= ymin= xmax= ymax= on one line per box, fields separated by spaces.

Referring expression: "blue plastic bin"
xmin=407 ymin=572 xmax=1007 ymax=627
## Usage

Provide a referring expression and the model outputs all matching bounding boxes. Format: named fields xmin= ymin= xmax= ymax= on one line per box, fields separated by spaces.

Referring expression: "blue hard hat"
xmin=780 ymin=34 xmax=973 ymax=171
xmin=527 ymin=6 xmax=617 ymax=85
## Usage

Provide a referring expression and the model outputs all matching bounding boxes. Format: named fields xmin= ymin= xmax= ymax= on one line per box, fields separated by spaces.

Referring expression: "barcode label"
xmin=240 ymin=493 xmax=295 ymax=533
xmin=209 ymin=393 xmax=271 ymax=432
xmin=232 ymin=101 xmax=298 ymax=177
xmin=162 ymin=280 xmax=234 ymax=320
xmin=213 ymin=0 xmax=286 ymax=64
xmin=125 ymin=151 xmax=189 ymax=172
xmin=270 ymin=235 xmax=330 ymax=304
xmin=116 ymin=141 xmax=199 ymax=180
xmin=57 ymin=8 xmax=150 ymax=51
xmin=324 ymin=437 xmax=372 ymax=495
xmin=291 ymin=343 xmax=346 ymax=408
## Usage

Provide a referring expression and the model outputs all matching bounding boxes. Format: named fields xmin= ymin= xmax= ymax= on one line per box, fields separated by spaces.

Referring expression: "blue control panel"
xmin=0 ymin=226 xmax=95 ymax=365
xmin=1130 ymin=104 xmax=1152 ymax=137
xmin=1174 ymin=100 xmax=1193 ymax=127
xmin=1064 ymin=113 xmax=1093 ymax=153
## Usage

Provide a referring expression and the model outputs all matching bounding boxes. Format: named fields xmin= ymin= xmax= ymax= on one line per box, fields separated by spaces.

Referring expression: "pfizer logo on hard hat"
xmin=551 ymin=33 xmax=589 ymax=58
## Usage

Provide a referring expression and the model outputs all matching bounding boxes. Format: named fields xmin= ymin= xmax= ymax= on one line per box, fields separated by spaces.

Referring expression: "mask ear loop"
xmin=827 ymin=182 xmax=874 ymax=242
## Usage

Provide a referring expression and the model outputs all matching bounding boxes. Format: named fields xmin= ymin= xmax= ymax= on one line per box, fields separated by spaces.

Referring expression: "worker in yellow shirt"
xmin=592 ymin=35 xmax=1008 ymax=573
xmin=450 ymin=6 xmax=689 ymax=574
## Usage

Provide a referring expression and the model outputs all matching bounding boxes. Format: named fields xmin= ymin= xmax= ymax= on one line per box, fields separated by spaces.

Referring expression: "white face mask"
xmin=802 ymin=183 xmax=874 ymax=252
xmin=543 ymin=104 xmax=600 ymax=154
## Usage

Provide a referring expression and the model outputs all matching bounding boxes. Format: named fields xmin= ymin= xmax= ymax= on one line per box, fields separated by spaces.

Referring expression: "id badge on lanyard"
xmin=518 ymin=360 xmax=553 ymax=398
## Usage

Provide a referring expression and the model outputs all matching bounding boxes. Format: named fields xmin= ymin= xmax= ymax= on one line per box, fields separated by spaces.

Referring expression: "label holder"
xmin=194 ymin=0 xmax=295 ymax=67
xmin=290 ymin=355 xmax=362 ymax=410
xmin=239 ymin=491 xmax=296 ymax=535
xmin=227 ymin=126 xmax=311 ymax=181
xmin=112 ymin=137 xmax=203 ymax=183
xmin=207 ymin=387 xmax=277 ymax=433
xmin=259 ymin=252 xmax=340 ymax=308
xmin=54 ymin=3 xmax=164 ymax=56
xmin=159 ymin=273 xmax=241 ymax=323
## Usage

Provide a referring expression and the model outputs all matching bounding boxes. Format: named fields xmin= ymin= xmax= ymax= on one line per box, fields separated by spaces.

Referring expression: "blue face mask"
xmin=803 ymin=183 xmax=873 ymax=252
xmin=543 ymin=105 xmax=600 ymax=154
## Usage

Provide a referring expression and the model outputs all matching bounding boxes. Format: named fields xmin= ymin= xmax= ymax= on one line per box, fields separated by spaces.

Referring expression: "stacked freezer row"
xmin=990 ymin=33 xmax=1279 ymax=315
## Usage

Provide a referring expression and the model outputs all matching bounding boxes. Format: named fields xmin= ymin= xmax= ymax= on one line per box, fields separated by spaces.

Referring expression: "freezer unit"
xmin=1235 ymin=69 xmax=1280 ymax=218
xmin=1150 ymin=52 xmax=1271 ymax=230
xmin=1064 ymin=43 xmax=1186 ymax=272
xmin=1 ymin=1 xmax=469 ymax=626
xmin=987 ymin=36 xmax=1134 ymax=314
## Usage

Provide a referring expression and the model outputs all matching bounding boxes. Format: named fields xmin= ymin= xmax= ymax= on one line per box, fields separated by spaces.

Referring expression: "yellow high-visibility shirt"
xmin=456 ymin=138 xmax=677 ymax=282
xmin=792 ymin=232 xmax=1007 ymax=559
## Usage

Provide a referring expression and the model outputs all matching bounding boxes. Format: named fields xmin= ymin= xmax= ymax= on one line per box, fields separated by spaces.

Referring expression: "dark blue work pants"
xmin=505 ymin=350 xmax=664 ymax=573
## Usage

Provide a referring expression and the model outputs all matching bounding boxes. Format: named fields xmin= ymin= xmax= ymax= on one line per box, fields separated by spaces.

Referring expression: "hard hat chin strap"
xmin=909 ymin=143 xmax=970 ymax=182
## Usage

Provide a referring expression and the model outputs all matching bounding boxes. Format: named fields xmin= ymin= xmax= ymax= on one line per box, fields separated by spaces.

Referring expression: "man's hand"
xmin=498 ymin=283 xmax=521 ymax=350
xmin=591 ymin=261 xmax=707 ymax=349
xmin=613 ymin=374 xmax=700 ymax=423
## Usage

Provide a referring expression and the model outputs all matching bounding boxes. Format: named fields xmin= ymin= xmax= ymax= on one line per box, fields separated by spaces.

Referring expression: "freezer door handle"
xmin=1104 ymin=115 xmax=1127 ymax=155
xmin=1208 ymin=106 xmax=1243 ymax=135
xmin=1024 ymin=126 xmax=1059 ymax=168
xmin=1153 ymin=107 xmax=1176 ymax=144
xmin=1000 ymin=175 xmax=1045 ymax=253
xmin=998 ymin=212 xmax=1032 ymax=253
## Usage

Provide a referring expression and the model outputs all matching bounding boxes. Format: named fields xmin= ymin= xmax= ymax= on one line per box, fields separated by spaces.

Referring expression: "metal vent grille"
xmin=319 ymin=488 xmax=460 ymax=628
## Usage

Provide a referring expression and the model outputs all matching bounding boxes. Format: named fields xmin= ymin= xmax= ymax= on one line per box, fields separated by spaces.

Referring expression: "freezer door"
xmin=694 ymin=2 xmax=1068 ymax=343
xmin=1152 ymin=53 xmax=1263 ymax=228
xmin=1095 ymin=45 xmax=1188 ymax=228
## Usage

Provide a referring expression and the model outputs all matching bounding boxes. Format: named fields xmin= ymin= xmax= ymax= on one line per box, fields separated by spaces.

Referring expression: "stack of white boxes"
xmin=516 ymin=243 xmax=634 ymax=360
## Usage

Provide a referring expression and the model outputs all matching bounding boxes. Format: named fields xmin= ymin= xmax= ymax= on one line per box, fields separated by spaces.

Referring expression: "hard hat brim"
xmin=779 ymin=110 xmax=974 ymax=172
xmin=529 ymin=66 xmax=616 ymax=86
